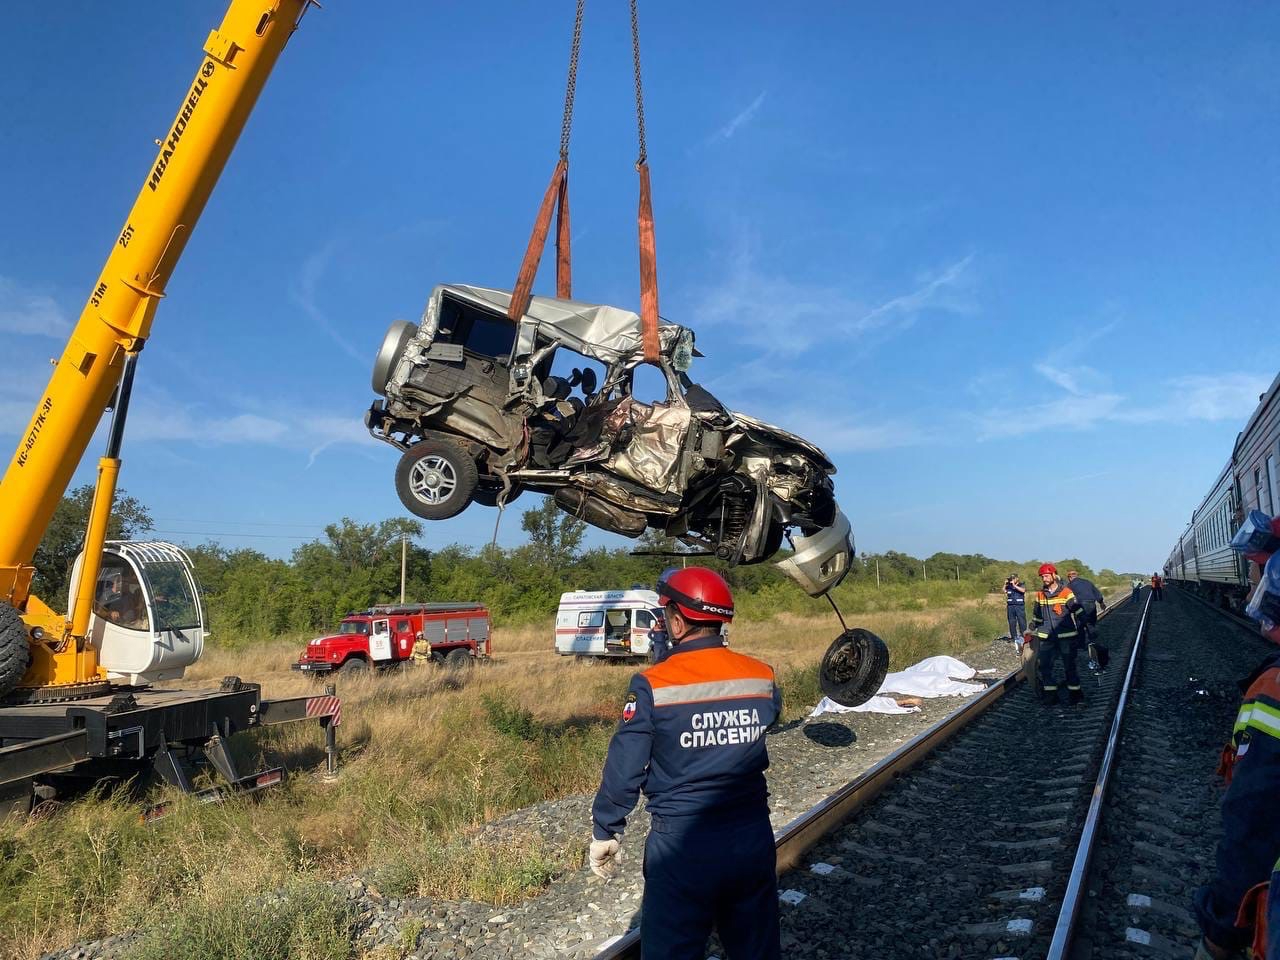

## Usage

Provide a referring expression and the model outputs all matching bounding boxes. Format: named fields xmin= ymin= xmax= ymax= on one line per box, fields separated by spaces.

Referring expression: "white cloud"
xmin=0 ymin=276 xmax=71 ymax=338
xmin=690 ymin=236 xmax=977 ymax=357
xmin=708 ymin=92 xmax=767 ymax=143
xmin=290 ymin=243 xmax=368 ymax=365
xmin=973 ymin=354 xmax=1271 ymax=440
xmin=850 ymin=254 xmax=977 ymax=334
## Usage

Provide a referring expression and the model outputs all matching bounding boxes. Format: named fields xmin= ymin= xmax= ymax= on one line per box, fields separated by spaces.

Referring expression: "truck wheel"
xmin=0 ymin=601 xmax=29 ymax=698
xmin=818 ymin=628 xmax=889 ymax=708
xmin=445 ymin=648 xmax=473 ymax=670
xmin=339 ymin=657 xmax=369 ymax=675
xmin=395 ymin=438 xmax=478 ymax=520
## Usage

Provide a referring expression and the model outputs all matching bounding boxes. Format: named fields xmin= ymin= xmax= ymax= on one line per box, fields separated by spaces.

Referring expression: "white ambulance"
xmin=555 ymin=589 xmax=664 ymax=661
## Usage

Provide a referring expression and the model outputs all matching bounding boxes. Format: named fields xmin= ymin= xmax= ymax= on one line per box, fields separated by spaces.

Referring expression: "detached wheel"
xmin=395 ymin=438 xmax=478 ymax=520
xmin=818 ymin=628 xmax=889 ymax=707
xmin=0 ymin=602 xmax=29 ymax=698
xmin=445 ymin=648 xmax=473 ymax=670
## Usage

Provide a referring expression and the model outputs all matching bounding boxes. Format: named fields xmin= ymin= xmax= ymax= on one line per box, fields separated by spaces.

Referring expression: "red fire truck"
xmin=292 ymin=602 xmax=491 ymax=674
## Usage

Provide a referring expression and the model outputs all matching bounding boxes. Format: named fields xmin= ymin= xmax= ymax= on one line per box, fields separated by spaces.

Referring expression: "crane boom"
xmin=0 ymin=0 xmax=311 ymax=611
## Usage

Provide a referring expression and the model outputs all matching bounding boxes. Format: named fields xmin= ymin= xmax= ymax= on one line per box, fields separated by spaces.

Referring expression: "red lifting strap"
xmin=636 ymin=162 xmax=659 ymax=363
xmin=507 ymin=159 xmax=572 ymax=323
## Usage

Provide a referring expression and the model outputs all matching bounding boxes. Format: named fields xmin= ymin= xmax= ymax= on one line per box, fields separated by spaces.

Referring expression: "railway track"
xmin=593 ymin=585 xmax=1273 ymax=960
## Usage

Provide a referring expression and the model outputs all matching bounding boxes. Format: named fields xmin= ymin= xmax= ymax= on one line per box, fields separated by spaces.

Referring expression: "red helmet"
xmin=1038 ymin=563 xmax=1057 ymax=577
xmin=657 ymin=567 xmax=735 ymax=623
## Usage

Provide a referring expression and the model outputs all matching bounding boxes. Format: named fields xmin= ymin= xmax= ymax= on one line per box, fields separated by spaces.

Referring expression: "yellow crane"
xmin=0 ymin=1 xmax=338 ymax=813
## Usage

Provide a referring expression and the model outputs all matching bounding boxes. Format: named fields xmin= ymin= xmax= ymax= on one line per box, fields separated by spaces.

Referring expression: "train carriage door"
xmin=369 ymin=618 xmax=393 ymax=661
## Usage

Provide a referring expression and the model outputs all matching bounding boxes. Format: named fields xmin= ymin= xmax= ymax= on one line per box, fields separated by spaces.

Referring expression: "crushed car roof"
xmin=433 ymin=284 xmax=693 ymax=365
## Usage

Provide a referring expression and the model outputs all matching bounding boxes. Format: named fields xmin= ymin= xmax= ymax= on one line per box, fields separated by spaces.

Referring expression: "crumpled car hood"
xmin=726 ymin=410 xmax=836 ymax=473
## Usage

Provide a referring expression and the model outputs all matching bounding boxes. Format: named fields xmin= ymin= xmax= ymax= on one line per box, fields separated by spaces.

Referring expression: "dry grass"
xmin=1 ymin=601 xmax=1006 ymax=959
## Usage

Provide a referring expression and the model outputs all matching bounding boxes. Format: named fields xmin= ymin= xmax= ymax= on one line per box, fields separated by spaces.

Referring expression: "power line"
xmin=149 ymin=529 xmax=319 ymax=541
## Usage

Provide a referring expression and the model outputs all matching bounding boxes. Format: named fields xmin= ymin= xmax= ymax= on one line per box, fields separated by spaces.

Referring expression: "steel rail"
xmin=592 ymin=590 xmax=1134 ymax=959
xmin=1045 ymin=589 xmax=1155 ymax=960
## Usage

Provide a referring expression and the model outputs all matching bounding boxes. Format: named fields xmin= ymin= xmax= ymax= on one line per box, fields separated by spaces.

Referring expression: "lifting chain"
xmin=560 ymin=0 xmax=585 ymax=160
xmin=629 ymin=0 xmax=648 ymax=167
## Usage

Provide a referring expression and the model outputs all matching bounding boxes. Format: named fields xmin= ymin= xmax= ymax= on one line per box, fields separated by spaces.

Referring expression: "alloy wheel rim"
xmin=410 ymin=455 xmax=457 ymax=504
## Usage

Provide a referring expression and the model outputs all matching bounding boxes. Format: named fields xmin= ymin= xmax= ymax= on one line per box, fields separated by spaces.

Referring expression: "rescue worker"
xmin=589 ymin=567 xmax=782 ymax=960
xmin=1005 ymin=573 xmax=1027 ymax=644
xmin=1151 ymin=572 xmax=1164 ymax=600
xmin=1132 ymin=576 xmax=1143 ymax=602
xmin=1193 ymin=545 xmax=1280 ymax=960
xmin=1066 ymin=570 xmax=1109 ymax=670
xmin=1029 ymin=563 xmax=1087 ymax=705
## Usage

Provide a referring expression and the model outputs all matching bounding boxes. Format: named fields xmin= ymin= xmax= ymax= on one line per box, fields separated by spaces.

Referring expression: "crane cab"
xmin=69 ymin=541 xmax=207 ymax=686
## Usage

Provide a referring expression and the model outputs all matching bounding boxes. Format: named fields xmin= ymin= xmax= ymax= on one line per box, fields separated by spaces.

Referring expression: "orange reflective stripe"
xmin=644 ymin=647 xmax=774 ymax=690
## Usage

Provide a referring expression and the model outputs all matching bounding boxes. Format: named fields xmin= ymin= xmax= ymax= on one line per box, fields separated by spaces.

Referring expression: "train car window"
xmin=1267 ymin=454 xmax=1277 ymax=515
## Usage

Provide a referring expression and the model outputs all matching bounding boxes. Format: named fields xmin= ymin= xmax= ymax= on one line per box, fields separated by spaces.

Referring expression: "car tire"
xmin=395 ymin=438 xmax=478 ymax=520
xmin=473 ymin=481 xmax=523 ymax=509
xmin=445 ymin=648 xmax=473 ymax=670
xmin=339 ymin=657 xmax=369 ymax=675
xmin=818 ymin=628 xmax=889 ymax=708
xmin=0 ymin=601 xmax=30 ymax=699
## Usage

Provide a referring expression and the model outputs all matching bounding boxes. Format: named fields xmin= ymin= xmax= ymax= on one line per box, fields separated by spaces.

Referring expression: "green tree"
xmin=520 ymin=498 xmax=586 ymax=570
xmin=31 ymin=485 xmax=153 ymax=613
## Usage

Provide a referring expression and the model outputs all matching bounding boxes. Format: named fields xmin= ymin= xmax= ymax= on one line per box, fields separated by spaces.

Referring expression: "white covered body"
xmin=555 ymin=589 xmax=662 ymax=659
xmin=70 ymin=540 xmax=207 ymax=685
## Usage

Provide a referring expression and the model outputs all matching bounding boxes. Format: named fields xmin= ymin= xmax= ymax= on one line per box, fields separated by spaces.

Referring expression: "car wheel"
xmin=395 ymin=438 xmax=478 ymax=520
xmin=818 ymin=628 xmax=889 ymax=707
xmin=445 ymin=648 xmax=473 ymax=670
xmin=473 ymin=481 xmax=523 ymax=509
xmin=339 ymin=657 xmax=369 ymax=675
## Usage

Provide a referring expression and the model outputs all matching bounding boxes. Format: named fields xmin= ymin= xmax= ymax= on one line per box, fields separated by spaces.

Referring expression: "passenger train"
xmin=1164 ymin=371 xmax=1280 ymax=609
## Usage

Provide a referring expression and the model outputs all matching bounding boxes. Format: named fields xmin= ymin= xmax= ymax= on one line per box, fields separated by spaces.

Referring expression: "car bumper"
xmin=291 ymin=662 xmax=336 ymax=673
xmin=775 ymin=509 xmax=854 ymax=597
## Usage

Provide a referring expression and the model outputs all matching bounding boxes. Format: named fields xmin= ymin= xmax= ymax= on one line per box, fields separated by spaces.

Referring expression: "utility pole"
xmin=400 ymin=533 xmax=407 ymax=604
xmin=875 ymin=556 xmax=880 ymax=588
xmin=955 ymin=564 xmax=959 ymax=581
xmin=923 ymin=561 xmax=927 ymax=582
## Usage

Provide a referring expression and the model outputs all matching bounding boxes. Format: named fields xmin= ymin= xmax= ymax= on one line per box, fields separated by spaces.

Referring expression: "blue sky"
xmin=2 ymin=2 xmax=1278 ymax=575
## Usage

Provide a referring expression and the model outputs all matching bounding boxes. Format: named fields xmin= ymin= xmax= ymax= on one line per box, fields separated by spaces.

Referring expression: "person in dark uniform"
xmin=1066 ymin=570 xmax=1109 ymax=671
xmin=1193 ymin=545 xmax=1280 ymax=960
xmin=589 ymin=567 xmax=782 ymax=960
xmin=1029 ymin=563 xmax=1087 ymax=705
xmin=1004 ymin=573 xmax=1027 ymax=644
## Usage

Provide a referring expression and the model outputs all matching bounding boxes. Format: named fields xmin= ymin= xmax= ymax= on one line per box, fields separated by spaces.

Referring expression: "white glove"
xmin=589 ymin=837 xmax=623 ymax=880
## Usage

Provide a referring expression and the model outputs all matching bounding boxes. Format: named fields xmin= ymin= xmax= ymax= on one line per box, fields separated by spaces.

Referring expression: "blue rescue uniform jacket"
xmin=1005 ymin=583 xmax=1025 ymax=606
xmin=592 ymin=633 xmax=783 ymax=841
xmin=1193 ymin=651 xmax=1280 ymax=953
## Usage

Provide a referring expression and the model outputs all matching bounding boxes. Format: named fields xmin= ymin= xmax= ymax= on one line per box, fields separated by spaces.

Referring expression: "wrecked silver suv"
xmin=367 ymin=284 xmax=853 ymax=598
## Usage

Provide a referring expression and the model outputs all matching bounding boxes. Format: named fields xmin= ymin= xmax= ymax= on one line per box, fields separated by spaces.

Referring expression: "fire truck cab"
xmin=293 ymin=601 xmax=490 ymax=674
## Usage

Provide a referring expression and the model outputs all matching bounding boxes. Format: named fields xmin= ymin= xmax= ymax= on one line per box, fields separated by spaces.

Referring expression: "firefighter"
xmin=1066 ymin=570 xmax=1109 ymax=670
xmin=1193 ymin=547 xmax=1280 ymax=960
xmin=588 ymin=566 xmax=782 ymax=960
xmin=1029 ymin=563 xmax=1087 ymax=704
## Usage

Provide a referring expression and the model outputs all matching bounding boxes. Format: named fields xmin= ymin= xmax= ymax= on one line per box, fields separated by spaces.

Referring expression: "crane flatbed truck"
xmin=0 ymin=1 xmax=340 ymax=813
